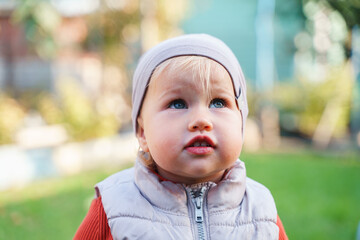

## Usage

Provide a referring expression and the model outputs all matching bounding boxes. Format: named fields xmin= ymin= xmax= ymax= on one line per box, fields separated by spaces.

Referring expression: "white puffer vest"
xmin=96 ymin=159 xmax=279 ymax=240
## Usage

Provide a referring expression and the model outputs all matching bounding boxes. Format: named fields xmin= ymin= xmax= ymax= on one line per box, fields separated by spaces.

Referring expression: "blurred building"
xmin=0 ymin=0 xmax=100 ymax=93
xmin=0 ymin=1 xmax=51 ymax=91
xmin=0 ymin=0 xmax=305 ymax=93
xmin=182 ymin=0 xmax=304 ymax=87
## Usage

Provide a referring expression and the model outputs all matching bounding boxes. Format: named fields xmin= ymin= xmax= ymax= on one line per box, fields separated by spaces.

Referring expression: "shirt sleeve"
xmin=277 ymin=215 xmax=289 ymax=240
xmin=74 ymin=196 xmax=113 ymax=240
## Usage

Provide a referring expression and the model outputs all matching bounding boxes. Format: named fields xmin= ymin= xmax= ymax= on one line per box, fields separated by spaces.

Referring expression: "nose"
xmin=188 ymin=109 xmax=213 ymax=132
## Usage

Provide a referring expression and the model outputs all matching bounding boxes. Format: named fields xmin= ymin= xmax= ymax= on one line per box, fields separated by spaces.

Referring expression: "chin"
xmin=187 ymin=169 xmax=223 ymax=181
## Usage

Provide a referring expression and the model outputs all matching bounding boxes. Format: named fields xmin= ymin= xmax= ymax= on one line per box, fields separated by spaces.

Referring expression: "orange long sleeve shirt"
xmin=74 ymin=197 xmax=288 ymax=240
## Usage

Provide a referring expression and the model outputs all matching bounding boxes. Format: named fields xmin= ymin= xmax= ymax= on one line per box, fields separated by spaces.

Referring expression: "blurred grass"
xmin=243 ymin=150 xmax=360 ymax=240
xmin=0 ymin=151 xmax=359 ymax=239
xmin=0 ymin=161 xmax=133 ymax=240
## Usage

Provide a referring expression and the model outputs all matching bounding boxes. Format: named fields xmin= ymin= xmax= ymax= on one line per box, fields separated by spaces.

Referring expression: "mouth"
xmin=185 ymin=136 xmax=215 ymax=153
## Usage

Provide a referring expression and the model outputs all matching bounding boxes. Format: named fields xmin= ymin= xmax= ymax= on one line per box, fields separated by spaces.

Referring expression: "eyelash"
xmin=210 ymin=98 xmax=227 ymax=108
xmin=168 ymin=98 xmax=227 ymax=109
xmin=168 ymin=99 xmax=187 ymax=109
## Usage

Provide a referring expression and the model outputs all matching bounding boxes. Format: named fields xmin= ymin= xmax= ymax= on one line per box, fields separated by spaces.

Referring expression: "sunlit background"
xmin=0 ymin=0 xmax=359 ymax=239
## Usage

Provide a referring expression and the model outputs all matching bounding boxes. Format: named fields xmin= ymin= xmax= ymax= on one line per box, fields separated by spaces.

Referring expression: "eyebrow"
xmin=157 ymin=86 xmax=185 ymax=101
xmin=210 ymin=83 xmax=235 ymax=94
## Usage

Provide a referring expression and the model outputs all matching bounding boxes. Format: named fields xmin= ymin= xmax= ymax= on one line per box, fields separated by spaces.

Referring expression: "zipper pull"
xmin=194 ymin=197 xmax=204 ymax=223
xmin=191 ymin=186 xmax=206 ymax=223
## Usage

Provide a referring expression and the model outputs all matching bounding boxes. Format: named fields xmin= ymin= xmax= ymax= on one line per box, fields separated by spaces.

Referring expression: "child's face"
xmin=137 ymin=60 xmax=243 ymax=184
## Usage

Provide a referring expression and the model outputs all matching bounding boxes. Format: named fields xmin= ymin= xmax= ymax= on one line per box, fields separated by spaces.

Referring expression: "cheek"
xmin=227 ymin=129 xmax=243 ymax=151
xmin=218 ymin=114 xmax=243 ymax=152
xmin=144 ymin=120 xmax=180 ymax=157
xmin=222 ymin=130 xmax=242 ymax=162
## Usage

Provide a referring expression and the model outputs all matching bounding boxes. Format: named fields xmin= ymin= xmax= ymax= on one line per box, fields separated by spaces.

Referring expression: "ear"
xmin=136 ymin=116 xmax=149 ymax=152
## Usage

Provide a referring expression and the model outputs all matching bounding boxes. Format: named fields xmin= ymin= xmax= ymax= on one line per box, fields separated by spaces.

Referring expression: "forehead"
xmin=149 ymin=56 xmax=235 ymax=93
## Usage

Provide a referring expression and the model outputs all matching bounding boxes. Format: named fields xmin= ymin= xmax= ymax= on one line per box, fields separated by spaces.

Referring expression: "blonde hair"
xmin=138 ymin=55 xmax=232 ymax=169
xmin=150 ymin=56 xmax=229 ymax=99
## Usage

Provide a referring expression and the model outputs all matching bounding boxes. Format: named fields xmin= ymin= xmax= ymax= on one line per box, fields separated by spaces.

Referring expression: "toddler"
xmin=74 ymin=34 xmax=288 ymax=240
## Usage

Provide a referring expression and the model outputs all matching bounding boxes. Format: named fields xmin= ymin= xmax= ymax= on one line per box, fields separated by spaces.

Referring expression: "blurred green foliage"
xmin=0 ymin=79 xmax=120 ymax=144
xmin=272 ymin=64 xmax=352 ymax=138
xmin=320 ymin=0 xmax=360 ymax=29
xmin=246 ymin=64 xmax=353 ymax=140
xmin=304 ymin=0 xmax=360 ymax=59
xmin=12 ymin=0 xmax=61 ymax=58
xmin=0 ymin=95 xmax=25 ymax=144
xmin=83 ymin=0 xmax=140 ymax=65
xmin=37 ymin=79 xmax=120 ymax=141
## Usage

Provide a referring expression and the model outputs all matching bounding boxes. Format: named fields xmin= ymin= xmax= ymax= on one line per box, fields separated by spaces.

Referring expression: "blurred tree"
xmin=272 ymin=63 xmax=353 ymax=143
xmin=12 ymin=0 xmax=61 ymax=58
xmin=286 ymin=0 xmax=358 ymax=147
xmin=323 ymin=0 xmax=360 ymax=29
xmin=37 ymin=78 xmax=120 ymax=141
xmin=11 ymin=0 xmax=188 ymax=78
xmin=321 ymin=0 xmax=360 ymax=146
xmin=305 ymin=0 xmax=360 ymax=58
xmin=84 ymin=0 xmax=188 ymax=68
xmin=84 ymin=0 xmax=141 ymax=65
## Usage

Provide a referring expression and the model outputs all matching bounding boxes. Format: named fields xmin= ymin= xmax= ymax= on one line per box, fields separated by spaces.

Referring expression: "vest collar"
xmin=134 ymin=158 xmax=247 ymax=214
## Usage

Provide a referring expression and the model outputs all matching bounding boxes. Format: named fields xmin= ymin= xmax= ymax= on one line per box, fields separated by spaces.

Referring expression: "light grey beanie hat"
xmin=132 ymin=33 xmax=248 ymax=137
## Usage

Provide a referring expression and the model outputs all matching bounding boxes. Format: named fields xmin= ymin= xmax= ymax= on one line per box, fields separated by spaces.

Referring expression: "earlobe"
xmin=136 ymin=117 xmax=149 ymax=152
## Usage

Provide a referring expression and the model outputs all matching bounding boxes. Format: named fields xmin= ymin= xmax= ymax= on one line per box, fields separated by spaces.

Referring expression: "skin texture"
xmin=136 ymin=59 xmax=243 ymax=184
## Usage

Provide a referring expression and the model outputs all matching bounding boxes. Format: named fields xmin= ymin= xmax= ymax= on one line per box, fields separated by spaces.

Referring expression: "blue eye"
xmin=210 ymin=98 xmax=226 ymax=108
xmin=169 ymin=99 xmax=187 ymax=109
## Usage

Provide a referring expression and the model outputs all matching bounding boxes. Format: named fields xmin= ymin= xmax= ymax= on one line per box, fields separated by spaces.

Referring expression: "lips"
xmin=185 ymin=135 xmax=215 ymax=148
xmin=185 ymin=135 xmax=215 ymax=155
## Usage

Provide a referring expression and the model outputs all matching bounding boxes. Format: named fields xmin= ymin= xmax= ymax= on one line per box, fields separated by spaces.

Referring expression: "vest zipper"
xmin=189 ymin=186 xmax=207 ymax=240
